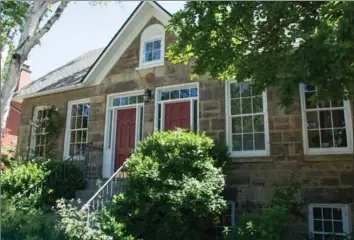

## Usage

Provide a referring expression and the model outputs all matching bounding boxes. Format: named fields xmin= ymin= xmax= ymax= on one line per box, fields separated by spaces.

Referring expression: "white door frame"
xmin=102 ymin=90 xmax=144 ymax=178
xmin=154 ymin=82 xmax=199 ymax=132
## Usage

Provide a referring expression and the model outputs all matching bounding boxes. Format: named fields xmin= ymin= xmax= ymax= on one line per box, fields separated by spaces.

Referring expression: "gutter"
xmin=12 ymin=83 xmax=84 ymax=103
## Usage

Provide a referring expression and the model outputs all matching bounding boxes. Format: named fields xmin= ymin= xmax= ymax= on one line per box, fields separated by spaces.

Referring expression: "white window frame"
xmin=138 ymin=24 xmax=165 ymax=69
xmin=29 ymin=105 xmax=50 ymax=158
xmin=102 ymin=90 xmax=145 ymax=178
xmin=225 ymin=81 xmax=270 ymax=158
xmin=299 ymin=84 xmax=353 ymax=155
xmin=63 ymin=98 xmax=90 ymax=159
xmin=154 ymin=82 xmax=199 ymax=133
xmin=308 ymin=204 xmax=352 ymax=238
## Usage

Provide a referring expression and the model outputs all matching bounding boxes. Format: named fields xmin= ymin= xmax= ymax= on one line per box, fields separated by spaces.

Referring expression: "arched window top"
xmin=139 ymin=24 xmax=165 ymax=68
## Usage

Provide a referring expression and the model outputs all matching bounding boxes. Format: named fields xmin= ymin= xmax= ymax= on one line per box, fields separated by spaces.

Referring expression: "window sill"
xmin=135 ymin=62 xmax=164 ymax=71
xmin=305 ymin=147 xmax=353 ymax=156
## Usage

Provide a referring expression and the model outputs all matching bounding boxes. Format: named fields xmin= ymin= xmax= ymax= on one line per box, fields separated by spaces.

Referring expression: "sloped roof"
xmin=14 ymin=1 xmax=171 ymax=101
xmin=15 ymin=48 xmax=103 ymax=98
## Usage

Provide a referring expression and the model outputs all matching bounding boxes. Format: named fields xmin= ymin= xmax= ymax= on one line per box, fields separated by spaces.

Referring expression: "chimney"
xmin=17 ymin=64 xmax=31 ymax=91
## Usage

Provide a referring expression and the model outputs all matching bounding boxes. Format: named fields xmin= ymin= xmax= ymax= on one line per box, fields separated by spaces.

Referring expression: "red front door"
xmin=164 ymin=102 xmax=190 ymax=130
xmin=115 ymin=108 xmax=136 ymax=171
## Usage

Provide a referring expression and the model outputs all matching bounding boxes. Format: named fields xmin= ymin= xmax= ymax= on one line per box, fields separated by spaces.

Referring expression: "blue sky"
xmin=26 ymin=1 xmax=185 ymax=80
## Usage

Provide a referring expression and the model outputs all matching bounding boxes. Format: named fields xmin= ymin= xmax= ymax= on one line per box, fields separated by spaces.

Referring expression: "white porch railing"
xmin=82 ymin=161 xmax=128 ymax=226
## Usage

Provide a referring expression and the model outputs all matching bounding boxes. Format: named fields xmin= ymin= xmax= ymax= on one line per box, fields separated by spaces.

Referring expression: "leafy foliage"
xmin=107 ymin=130 xmax=227 ymax=240
xmin=168 ymin=2 xmax=354 ymax=106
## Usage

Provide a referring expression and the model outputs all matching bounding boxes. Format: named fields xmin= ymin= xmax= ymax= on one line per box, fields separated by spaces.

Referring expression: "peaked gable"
xmin=82 ymin=1 xmax=171 ymax=86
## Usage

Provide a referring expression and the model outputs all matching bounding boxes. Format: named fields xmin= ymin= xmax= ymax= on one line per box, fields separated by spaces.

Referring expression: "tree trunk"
xmin=0 ymin=55 xmax=21 ymax=136
xmin=0 ymin=1 xmax=68 ymax=136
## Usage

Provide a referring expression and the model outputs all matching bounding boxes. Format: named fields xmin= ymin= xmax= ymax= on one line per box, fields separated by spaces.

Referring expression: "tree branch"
xmin=33 ymin=1 xmax=68 ymax=42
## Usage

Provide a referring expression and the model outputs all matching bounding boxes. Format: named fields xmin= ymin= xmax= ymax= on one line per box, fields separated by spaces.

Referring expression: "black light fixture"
xmin=144 ymin=88 xmax=152 ymax=102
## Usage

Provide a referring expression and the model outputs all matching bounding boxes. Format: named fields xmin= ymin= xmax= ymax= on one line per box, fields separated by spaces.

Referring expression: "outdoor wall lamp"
xmin=144 ymin=88 xmax=153 ymax=102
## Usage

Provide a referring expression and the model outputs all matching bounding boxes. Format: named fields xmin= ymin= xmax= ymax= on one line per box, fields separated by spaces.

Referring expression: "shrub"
xmin=233 ymin=205 xmax=290 ymax=240
xmin=0 ymin=159 xmax=49 ymax=198
xmin=107 ymin=130 xmax=226 ymax=240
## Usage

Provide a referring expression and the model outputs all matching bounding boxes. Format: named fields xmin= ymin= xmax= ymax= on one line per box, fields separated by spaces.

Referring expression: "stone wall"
xmin=17 ymin=16 xmax=354 ymax=233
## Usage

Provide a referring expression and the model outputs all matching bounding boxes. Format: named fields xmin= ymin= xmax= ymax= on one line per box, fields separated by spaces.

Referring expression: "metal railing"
xmin=82 ymin=161 xmax=129 ymax=226
xmin=19 ymin=142 xmax=103 ymax=205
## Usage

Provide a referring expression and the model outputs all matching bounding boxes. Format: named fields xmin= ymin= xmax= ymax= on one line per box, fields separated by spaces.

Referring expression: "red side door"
xmin=115 ymin=108 xmax=136 ymax=171
xmin=164 ymin=102 xmax=190 ymax=130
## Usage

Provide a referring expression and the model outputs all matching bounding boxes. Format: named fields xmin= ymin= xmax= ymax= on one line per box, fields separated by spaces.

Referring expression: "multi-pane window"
xmin=144 ymin=39 xmax=161 ymax=63
xmin=66 ymin=102 xmax=90 ymax=157
xmin=301 ymin=84 xmax=352 ymax=154
xmin=226 ymin=82 xmax=269 ymax=156
xmin=309 ymin=204 xmax=351 ymax=240
xmin=31 ymin=107 xmax=49 ymax=158
xmin=113 ymin=95 xmax=144 ymax=107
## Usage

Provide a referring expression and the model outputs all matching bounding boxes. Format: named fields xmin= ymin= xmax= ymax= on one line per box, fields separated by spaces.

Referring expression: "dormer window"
xmin=139 ymin=24 xmax=165 ymax=69
xmin=144 ymin=39 xmax=161 ymax=63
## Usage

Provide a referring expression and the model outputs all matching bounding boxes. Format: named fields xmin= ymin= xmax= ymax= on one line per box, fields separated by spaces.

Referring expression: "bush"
xmin=232 ymin=205 xmax=290 ymax=240
xmin=1 ymin=159 xmax=50 ymax=198
xmin=107 ymin=130 xmax=227 ymax=240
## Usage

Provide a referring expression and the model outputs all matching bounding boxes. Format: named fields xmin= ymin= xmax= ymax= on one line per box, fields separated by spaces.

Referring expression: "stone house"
xmin=13 ymin=2 xmax=354 ymax=238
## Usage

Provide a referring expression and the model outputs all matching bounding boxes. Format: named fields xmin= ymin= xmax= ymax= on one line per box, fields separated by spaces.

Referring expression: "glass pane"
xmin=190 ymin=88 xmax=198 ymax=97
xmin=255 ymin=133 xmax=265 ymax=150
xmin=307 ymin=112 xmax=319 ymax=129
xmin=240 ymin=84 xmax=251 ymax=97
xmin=82 ymin=116 xmax=88 ymax=128
xmin=313 ymin=234 xmax=323 ymax=240
xmin=76 ymin=117 xmax=82 ymax=129
xmin=333 ymin=208 xmax=342 ymax=220
xmin=231 ymin=99 xmax=241 ymax=115
xmin=334 ymin=129 xmax=347 ymax=147
xmin=180 ymin=89 xmax=190 ymax=98
xmin=331 ymin=100 xmax=343 ymax=107
xmin=243 ymin=116 xmax=253 ymax=133
xmin=323 ymin=221 xmax=333 ymax=232
xmin=69 ymin=144 xmax=75 ymax=155
xmin=160 ymin=91 xmax=169 ymax=101
xmin=82 ymin=130 xmax=87 ymax=143
xmin=152 ymin=50 xmax=161 ymax=60
xmin=333 ymin=221 xmax=343 ymax=233
xmin=323 ymin=208 xmax=332 ymax=219
xmin=308 ymin=130 xmax=320 ymax=148
xmin=319 ymin=111 xmax=332 ymax=129
xmin=129 ymin=96 xmax=137 ymax=104
xmin=319 ymin=101 xmax=330 ymax=108
xmin=305 ymin=92 xmax=317 ymax=109
xmin=253 ymin=115 xmax=264 ymax=132
xmin=71 ymin=105 xmax=78 ymax=116
xmin=76 ymin=131 xmax=82 ymax=143
xmin=145 ymin=41 xmax=153 ymax=52
xmin=332 ymin=110 xmax=345 ymax=128
xmin=232 ymin=135 xmax=242 ymax=151
xmin=314 ymin=220 xmax=323 ymax=231
xmin=241 ymin=97 xmax=252 ymax=114
xmin=153 ymin=40 xmax=161 ymax=49
xmin=113 ymin=98 xmax=120 ymax=106
xmin=145 ymin=52 xmax=152 ymax=62
xmin=252 ymin=96 xmax=263 ymax=113
xmin=313 ymin=207 xmax=322 ymax=219
xmin=120 ymin=97 xmax=128 ymax=106
xmin=304 ymin=84 xmax=316 ymax=92
xmin=70 ymin=131 xmax=76 ymax=143
xmin=230 ymin=83 xmax=240 ymax=98
xmin=170 ymin=90 xmax=179 ymax=99
xmin=137 ymin=95 xmax=144 ymax=103
xmin=78 ymin=105 xmax=84 ymax=116
xmin=157 ymin=104 xmax=161 ymax=130
xmin=243 ymin=134 xmax=253 ymax=150
xmin=83 ymin=104 xmax=89 ymax=116
xmin=139 ymin=106 xmax=144 ymax=141
xmin=231 ymin=117 xmax=241 ymax=134
xmin=321 ymin=130 xmax=333 ymax=148
xmin=71 ymin=117 xmax=77 ymax=129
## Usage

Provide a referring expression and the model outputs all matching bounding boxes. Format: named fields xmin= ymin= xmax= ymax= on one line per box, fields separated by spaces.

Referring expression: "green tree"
xmin=108 ymin=130 xmax=227 ymax=240
xmin=167 ymin=2 xmax=354 ymax=106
